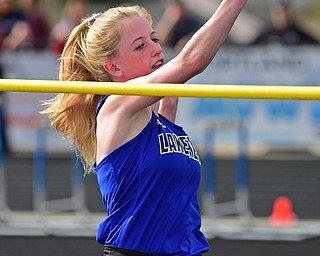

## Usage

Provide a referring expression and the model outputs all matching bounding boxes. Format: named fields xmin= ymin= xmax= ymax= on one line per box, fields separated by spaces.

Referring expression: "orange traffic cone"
xmin=269 ymin=196 xmax=298 ymax=227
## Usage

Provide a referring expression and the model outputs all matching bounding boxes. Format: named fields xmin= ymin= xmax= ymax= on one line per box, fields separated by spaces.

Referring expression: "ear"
xmin=103 ymin=60 xmax=124 ymax=78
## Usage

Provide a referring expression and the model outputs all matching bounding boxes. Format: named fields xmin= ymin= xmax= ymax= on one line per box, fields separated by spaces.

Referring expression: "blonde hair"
xmin=41 ymin=5 xmax=153 ymax=174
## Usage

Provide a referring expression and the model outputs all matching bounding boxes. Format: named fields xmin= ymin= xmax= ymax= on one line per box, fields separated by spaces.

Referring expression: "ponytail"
xmin=41 ymin=5 xmax=153 ymax=174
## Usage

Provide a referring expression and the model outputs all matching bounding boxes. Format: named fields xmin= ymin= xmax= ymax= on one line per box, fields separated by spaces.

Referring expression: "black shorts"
xmin=103 ymin=245 xmax=155 ymax=256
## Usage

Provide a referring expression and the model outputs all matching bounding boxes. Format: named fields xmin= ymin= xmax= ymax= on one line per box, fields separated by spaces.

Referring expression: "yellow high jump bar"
xmin=0 ymin=79 xmax=320 ymax=100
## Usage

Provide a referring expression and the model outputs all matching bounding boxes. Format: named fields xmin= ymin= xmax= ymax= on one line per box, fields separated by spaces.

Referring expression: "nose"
xmin=152 ymin=41 xmax=163 ymax=56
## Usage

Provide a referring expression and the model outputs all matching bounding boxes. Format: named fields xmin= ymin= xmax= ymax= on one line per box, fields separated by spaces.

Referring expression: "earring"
xmin=117 ymin=72 xmax=123 ymax=76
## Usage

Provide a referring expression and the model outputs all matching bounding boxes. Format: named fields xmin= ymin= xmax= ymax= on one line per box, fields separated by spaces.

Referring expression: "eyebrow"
xmin=131 ymin=31 xmax=157 ymax=45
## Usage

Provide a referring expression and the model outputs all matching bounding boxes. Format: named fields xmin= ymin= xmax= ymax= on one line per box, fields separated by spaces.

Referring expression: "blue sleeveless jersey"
xmin=94 ymin=106 xmax=209 ymax=255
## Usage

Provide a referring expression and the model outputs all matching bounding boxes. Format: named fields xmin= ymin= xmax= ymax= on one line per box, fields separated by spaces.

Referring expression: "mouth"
xmin=152 ymin=59 xmax=164 ymax=69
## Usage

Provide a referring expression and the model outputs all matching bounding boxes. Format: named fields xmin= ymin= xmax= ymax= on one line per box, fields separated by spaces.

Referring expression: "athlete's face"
xmin=105 ymin=15 xmax=164 ymax=81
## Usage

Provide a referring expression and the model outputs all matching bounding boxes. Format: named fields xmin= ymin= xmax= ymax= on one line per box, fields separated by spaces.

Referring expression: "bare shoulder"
xmin=95 ymin=96 xmax=153 ymax=163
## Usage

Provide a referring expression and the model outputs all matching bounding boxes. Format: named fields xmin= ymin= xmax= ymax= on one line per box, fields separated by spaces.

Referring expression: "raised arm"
xmin=96 ymin=1 xmax=247 ymax=161
xmin=178 ymin=0 xmax=247 ymax=75
xmin=145 ymin=0 xmax=247 ymax=121
xmin=137 ymin=0 xmax=247 ymax=84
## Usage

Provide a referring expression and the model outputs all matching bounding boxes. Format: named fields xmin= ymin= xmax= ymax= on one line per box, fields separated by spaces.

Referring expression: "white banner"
xmin=177 ymin=46 xmax=320 ymax=156
xmin=2 ymin=47 xmax=320 ymax=154
xmin=1 ymin=51 xmax=72 ymax=153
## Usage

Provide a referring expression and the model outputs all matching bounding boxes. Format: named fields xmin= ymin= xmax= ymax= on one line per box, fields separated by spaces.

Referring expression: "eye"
xmin=135 ymin=44 xmax=145 ymax=50
xmin=152 ymin=38 xmax=160 ymax=44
